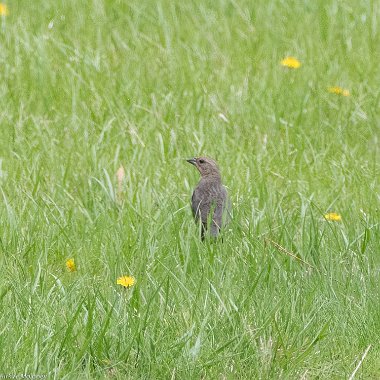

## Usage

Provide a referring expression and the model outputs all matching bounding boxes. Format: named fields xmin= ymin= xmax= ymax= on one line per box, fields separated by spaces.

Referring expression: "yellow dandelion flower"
xmin=66 ymin=258 xmax=76 ymax=272
xmin=328 ymin=86 xmax=350 ymax=97
xmin=0 ymin=3 xmax=8 ymax=16
xmin=280 ymin=57 xmax=301 ymax=69
xmin=324 ymin=212 xmax=342 ymax=222
xmin=117 ymin=275 xmax=136 ymax=288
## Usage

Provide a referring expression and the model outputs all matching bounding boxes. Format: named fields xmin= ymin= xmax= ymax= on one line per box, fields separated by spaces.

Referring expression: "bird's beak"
xmin=186 ymin=158 xmax=197 ymax=166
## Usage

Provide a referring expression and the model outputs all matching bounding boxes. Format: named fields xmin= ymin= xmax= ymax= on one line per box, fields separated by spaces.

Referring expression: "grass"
xmin=0 ymin=0 xmax=379 ymax=378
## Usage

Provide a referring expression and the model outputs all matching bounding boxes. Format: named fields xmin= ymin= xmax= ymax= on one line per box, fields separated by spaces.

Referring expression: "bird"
xmin=186 ymin=157 xmax=229 ymax=240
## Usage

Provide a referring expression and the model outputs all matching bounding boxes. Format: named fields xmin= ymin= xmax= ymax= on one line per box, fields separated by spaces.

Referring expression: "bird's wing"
xmin=210 ymin=186 xmax=229 ymax=236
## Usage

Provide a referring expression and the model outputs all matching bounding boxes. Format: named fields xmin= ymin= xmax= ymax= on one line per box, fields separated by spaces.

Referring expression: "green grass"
xmin=0 ymin=0 xmax=379 ymax=378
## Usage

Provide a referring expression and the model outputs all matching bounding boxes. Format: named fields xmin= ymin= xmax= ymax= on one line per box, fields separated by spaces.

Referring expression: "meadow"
xmin=0 ymin=0 xmax=379 ymax=378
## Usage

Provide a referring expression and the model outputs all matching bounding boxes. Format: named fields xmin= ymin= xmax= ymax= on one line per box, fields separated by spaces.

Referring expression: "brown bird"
xmin=186 ymin=157 xmax=229 ymax=240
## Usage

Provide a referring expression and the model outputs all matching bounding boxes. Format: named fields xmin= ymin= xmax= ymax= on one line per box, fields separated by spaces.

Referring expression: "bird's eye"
xmin=199 ymin=159 xmax=205 ymax=164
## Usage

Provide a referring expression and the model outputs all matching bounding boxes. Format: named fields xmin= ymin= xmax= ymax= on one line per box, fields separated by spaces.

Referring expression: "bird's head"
xmin=186 ymin=157 xmax=221 ymax=178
